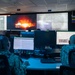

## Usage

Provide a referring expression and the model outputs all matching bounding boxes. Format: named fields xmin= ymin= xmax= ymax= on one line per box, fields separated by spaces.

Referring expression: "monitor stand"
xmin=40 ymin=50 xmax=55 ymax=63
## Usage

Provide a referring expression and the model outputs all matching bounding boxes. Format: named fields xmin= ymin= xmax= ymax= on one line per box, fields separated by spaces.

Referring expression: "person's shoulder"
xmin=61 ymin=45 xmax=71 ymax=52
xmin=11 ymin=53 xmax=22 ymax=61
xmin=62 ymin=45 xmax=69 ymax=49
xmin=62 ymin=45 xmax=75 ymax=50
xmin=10 ymin=53 xmax=18 ymax=57
xmin=10 ymin=53 xmax=20 ymax=60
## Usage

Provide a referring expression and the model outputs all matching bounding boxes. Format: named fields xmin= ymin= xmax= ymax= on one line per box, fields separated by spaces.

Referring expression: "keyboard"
xmin=41 ymin=58 xmax=61 ymax=63
xmin=54 ymin=57 xmax=61 ymax=62
xmin=41 ymin=58 xmax=55 ymax=63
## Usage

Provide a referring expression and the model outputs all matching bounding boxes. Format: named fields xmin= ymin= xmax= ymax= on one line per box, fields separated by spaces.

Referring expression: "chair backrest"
xmin=60 ymin=65 xmax=75 ymax=75
xmin=69 ymin=49 xmax=75 ymax=67
xmin=60 ymin=49 xmax=75 ymax=75
xmin=0 ymin=55 xmax=11 ymax=75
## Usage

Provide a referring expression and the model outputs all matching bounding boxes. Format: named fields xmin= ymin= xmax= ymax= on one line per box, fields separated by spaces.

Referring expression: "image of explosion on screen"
xmin=15 ymin=16 xmax=36 ymax=30
xmin=7 ymin=14 xmax=36 ymax=30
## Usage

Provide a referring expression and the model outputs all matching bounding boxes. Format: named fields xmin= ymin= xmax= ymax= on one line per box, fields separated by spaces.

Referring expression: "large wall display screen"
xmin=37 ymin=13 xmax=68 ymax=31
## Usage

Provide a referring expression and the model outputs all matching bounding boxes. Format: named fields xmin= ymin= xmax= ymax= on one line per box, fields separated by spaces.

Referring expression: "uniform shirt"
xmin=60 ymin=45 xmax=75 ymax=66
xmin=0 ymin=50 xmax=27 ymax=75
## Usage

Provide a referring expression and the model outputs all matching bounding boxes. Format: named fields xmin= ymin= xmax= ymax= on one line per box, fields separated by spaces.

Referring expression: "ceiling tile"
xmin=67 ymin=4 xmax=75 ymax=10
xmin=55 ymin=4 xmax=67 ymax=11
xmin=46 ymin=0 xmax=58 ymax=4
xmin=59 ymin=0 xmax=72 ymax=4
xmin=19 ymin=0 xmax=35 ymax=6
xmin=71 ymin=0 xmax=75 ymax=4
xmin=30 ymin=0 xmax=46 ymax=6
xmin=17 ymin=6 xmax=47 ymax=12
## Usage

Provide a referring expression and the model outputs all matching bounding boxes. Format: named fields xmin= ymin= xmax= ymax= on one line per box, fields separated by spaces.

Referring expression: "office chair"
xmin=69 ymin=50 xmax=75 ymax=67
xmin=60 ymin=49 xmax=75 ymax=75
xmin=0 ymin=55 xmax=11 ymax=75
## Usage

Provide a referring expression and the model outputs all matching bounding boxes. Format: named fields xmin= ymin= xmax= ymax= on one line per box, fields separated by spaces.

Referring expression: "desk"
xmin=22 ymin=57 xmax=62 ymax=70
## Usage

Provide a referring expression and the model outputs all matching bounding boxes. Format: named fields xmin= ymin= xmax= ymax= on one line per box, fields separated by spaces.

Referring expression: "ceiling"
xmin=0 ymin=0 xmax=75 ymax=14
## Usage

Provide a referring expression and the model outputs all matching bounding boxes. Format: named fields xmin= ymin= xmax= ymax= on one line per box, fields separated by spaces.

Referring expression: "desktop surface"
xmin=22 ymin=57 xmax=62 ymax=70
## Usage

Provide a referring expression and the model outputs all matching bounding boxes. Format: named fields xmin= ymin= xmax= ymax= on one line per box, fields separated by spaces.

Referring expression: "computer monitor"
xmin=37 ymin=12 xmax=68 ymax=31
xmin=20 ymin=31 xmax=34 ymax=37
xmin=34 ymin=30 xmax=56 ymax=49
xmin=13 ymin=37 xmax=34 ymax=51
xmin=0 ymin=15 xmax=7 ymax=30
xmin=7 ymin=14 xmax=36 ymax=30
xmin=56 ymin=31 xmax=75 ymax=45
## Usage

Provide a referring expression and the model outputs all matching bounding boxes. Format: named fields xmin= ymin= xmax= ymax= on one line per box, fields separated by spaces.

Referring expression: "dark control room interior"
xmin=0 ymin=0 xmax=75 ymax=75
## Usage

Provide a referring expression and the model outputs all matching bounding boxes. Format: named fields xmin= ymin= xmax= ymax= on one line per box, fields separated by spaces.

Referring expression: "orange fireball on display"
xmin=15 ymin=16 xmax=35 ymax=30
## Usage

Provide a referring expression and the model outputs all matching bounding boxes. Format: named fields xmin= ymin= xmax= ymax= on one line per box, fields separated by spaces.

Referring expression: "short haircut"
xmin=69 ymin=34 xmax=75 ymax=44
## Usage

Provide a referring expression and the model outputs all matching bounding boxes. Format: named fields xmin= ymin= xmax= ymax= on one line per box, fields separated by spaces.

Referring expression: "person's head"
xmin=0 ymin=36 xmax=10 ymax=51
xmin=69 ymin=34 xmax=75 ymax=45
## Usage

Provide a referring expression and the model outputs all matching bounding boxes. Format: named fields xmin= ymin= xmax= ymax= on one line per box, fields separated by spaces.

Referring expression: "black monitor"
xmin=13 ymin=37 xmax=34 ymax=53
xmin=34 ymin=30 xmax=56 ymax=49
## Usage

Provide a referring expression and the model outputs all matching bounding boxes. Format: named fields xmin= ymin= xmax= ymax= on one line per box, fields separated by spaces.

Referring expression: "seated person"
xmin=60 ymin=34 xmax=75 ymax=66
xmin=0 ymin=35 xmax=29 ymax=75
